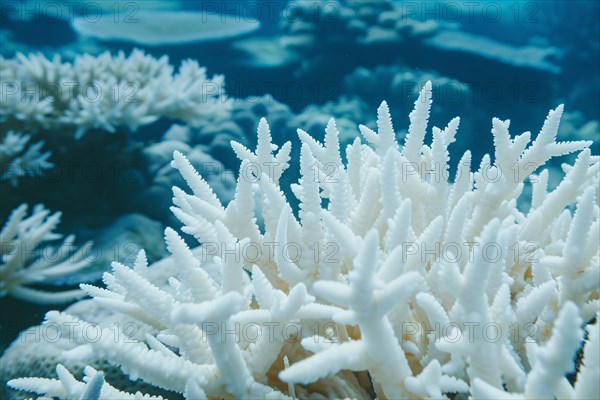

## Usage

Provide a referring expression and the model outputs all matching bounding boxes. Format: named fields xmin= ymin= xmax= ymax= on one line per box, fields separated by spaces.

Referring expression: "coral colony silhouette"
xmin=1 ymin=1 xmax=599 ymax=399
xmin=3 ymin=82 xmax=599 ymax=399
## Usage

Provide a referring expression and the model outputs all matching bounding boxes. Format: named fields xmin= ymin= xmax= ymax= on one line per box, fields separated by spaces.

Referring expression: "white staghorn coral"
xmin=12 ymin=364 xmax=161 ymax=400
xmin=6 ymin=82 xmax=599 ymax=399
xmin=0 ymin=49 xmax=230 ymax=138
xmin=0 ymin=131 xmax=53 ymax=186
xmin=0 ymin=204 xmax=92 ymax=304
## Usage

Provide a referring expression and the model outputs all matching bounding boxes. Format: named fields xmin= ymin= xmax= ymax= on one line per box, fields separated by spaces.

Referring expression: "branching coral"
xmin=0 ymin=49 xmax=230 ymax=137
xmin=0 ymin=131 xmax=53 ymax=186
xmin=12 ymin=364 xmax=158 ymax=400
xmin=290 ymin=96 xmax=375 ymax=149
xmin=5 ymin=82 xmax=599 ymax=399
xmin=0 ymin=204 xmax=92 ymax=304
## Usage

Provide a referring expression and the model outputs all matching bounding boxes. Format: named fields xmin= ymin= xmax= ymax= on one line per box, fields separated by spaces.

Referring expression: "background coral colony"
xmin=0 ymin=0 xmax=599 ymax=399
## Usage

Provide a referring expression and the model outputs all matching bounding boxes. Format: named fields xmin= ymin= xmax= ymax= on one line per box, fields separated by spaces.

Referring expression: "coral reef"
xmin=0 ymin=204 xmax=92 ymax=304
xmin=131 ymin=96 xmax=293 ymax=225
xmin=0 ymin=131 xmax=53 ymax=186
xmin=289 ymin=96 xmax=375 ymax=149
xmin=4 ymin=83 xmax=599 ymax=399
xmin=1 ymin=298 xmax=175 ymax=399
xmin=343 ymin=65 xmax=471 ymax=142
xmin=279 ymin=0 xmax=438 ymax=76
xmin=0 ymin=49 xmax=229 ymax=137
xmin=280 ymin=0 xmax=438 ymax=51
xmin=138 ymin=136 xmax=236 ymax=226
xmin=0 ymin=49 xmax=234 ymax=258
xmin=63 ymin=213 xmax=169 ymax=286
xmin=175 ymin=95 xmax=292 ymax=162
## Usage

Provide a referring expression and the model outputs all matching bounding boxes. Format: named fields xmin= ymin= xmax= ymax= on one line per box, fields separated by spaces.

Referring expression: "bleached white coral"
xmin=12 ymin=364 xmax=160 ymax=400
xmin=0 ymin=131 xmax=53 ymax=186
xmin=0 ymin=49 xmax=230 ymax=138
xmin=0 ymin=204 xmax=92 ymax=304
xmin=7 ymin=82 xmax=599 ymax=399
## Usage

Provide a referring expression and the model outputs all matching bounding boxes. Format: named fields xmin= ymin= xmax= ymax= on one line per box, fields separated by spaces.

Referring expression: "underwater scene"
xmin=0 ymin=0 xmax=599 ymax=399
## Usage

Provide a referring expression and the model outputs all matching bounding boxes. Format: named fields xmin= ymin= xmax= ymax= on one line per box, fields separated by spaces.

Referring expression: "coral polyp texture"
xmin=0 ymin=49 xmax=229 ymax=138
xmin=5 ymin=82 xmax=600 ymax=399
